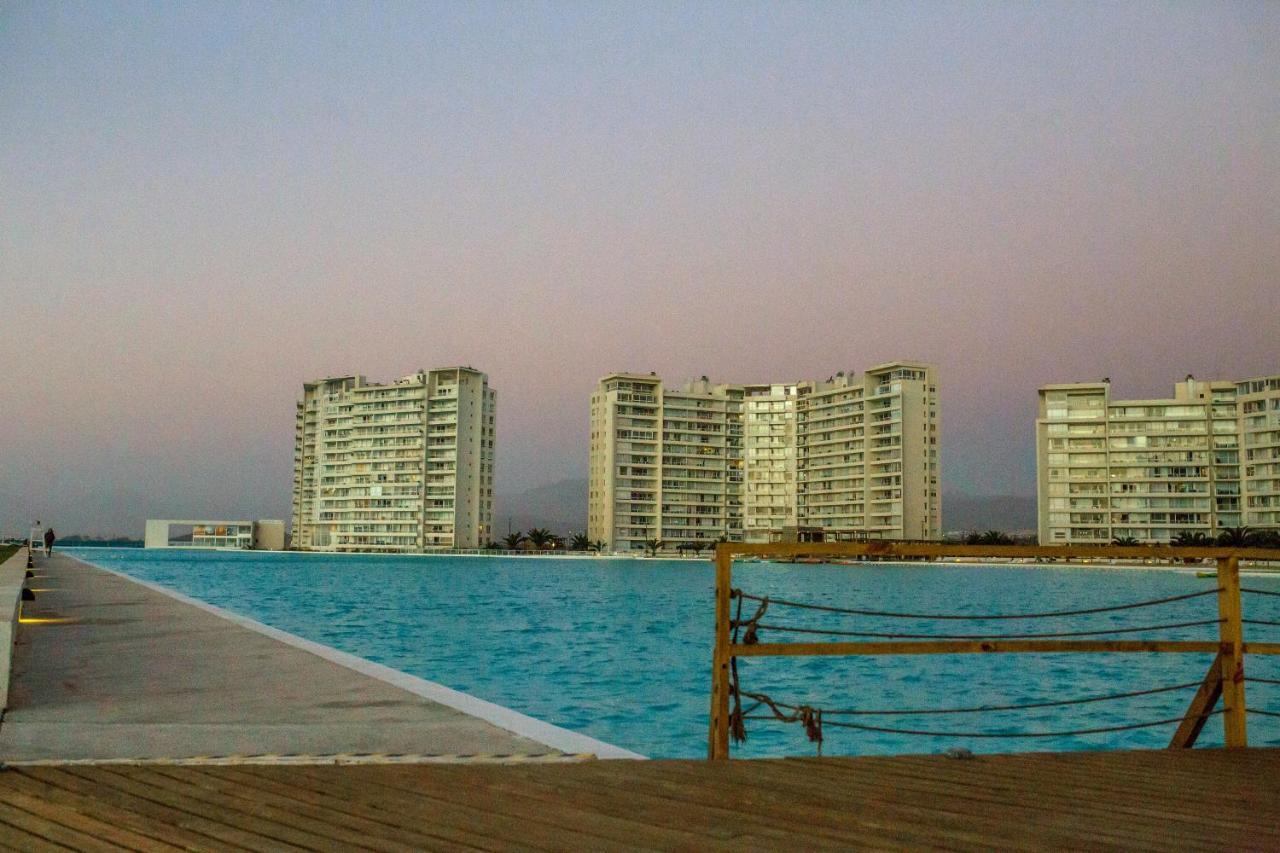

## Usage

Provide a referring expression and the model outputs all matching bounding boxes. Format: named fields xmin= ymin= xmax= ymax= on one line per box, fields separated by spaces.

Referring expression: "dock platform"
xmin=0 ymin=748 xmax=1276 ymax=849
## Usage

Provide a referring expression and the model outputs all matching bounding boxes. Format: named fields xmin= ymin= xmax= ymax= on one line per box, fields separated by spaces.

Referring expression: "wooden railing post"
xmin=708 ymin=546 xmax=733 ymax=759
xmin=1217 ymin=555 xmax=1247 ymax=747
xmin=1168 ymin=652 xmax=1224 ymax=749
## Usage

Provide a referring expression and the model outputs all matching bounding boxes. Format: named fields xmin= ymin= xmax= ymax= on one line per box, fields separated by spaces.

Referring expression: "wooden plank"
xmin=731 ymin=639 xmax=1224 ymax=657
xmin=222 ymin=767 xmax=500 ymax=851
xmin=783 ymin=757 xmax=1187 ymax=849
xmin=717 ymin=541 xmax=1280 ymax=561
xmin=2 ymin=750 xmax=1277 ymax=851
xmin=225 ymin=764 xmax=722 ymax=852
xmin=478 ymin=760 xmax=899 ymax=850
xmin=1219 ymin=556 xmax=1248 ymax=746
xmin=0 ymin=798 xmax=126 ymax=853
xmin=903 ymin=749 xmax=1277 ymax=808
xmin=282 ymin=764 xmax=631 ymax=852
xmin=199 ymin=766 xmax=478 ymax=852
xmin=0 ymin=821 xmax=69 ymax=851
xmin=816 ymin=752 xmax=1280 ymax=843
xmin=449 ymin=762 xmax=866 ymax=851
xmin=21 ymin=766 xmax=282 ymax=851
xmin=0 ymin=769 xmax=214 ymax=851
xmin=0 ymin=784 xmax=182 ymax=852
xmin=142 ymin=765 xmax=420 ymax=853
xmin=1168 ymin=653 xmax=1224 ymax=748
xmin=699 ymin=753 xmax=1249 ymax=850
xmin=599 ymin=758 xmax=1074 ymax=850
xmin=51 ymin=766 xmax=313 ymax=852
xmin=865 ymin=753 xmax=1280 ymax=839
xmin=709 ymin=548 xmax=732 ymax=759
xmin=338 ymin=763 xmax=835 ymax=851
xmin=113 ymin=765 xmax=385 ymax=851
xmin=911 ymin=751 xmax=1280 ymax=833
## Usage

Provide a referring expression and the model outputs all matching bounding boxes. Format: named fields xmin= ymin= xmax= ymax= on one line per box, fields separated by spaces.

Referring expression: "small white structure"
xmin=144 ymin=519 xmax=286 ymax=550
xmin=252 ymin=520 xmax=286 ymax=551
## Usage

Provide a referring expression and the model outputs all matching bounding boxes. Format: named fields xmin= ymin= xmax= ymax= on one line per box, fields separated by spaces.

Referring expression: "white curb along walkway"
xmin=3 ymin=553 xmax=644 ymax=761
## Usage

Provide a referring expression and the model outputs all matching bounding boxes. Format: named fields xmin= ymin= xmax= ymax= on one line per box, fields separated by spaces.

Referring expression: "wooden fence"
xmin=709 ymin=542 xmax=1280 ymax=759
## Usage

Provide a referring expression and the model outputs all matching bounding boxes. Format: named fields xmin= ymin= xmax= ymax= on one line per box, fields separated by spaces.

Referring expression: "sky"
xmin=2 ymin=2 xmax=1277 ymax=536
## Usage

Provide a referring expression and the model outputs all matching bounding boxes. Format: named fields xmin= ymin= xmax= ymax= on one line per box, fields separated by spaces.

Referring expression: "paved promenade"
xmin=0 ymin=552 xmax=579 ymax=761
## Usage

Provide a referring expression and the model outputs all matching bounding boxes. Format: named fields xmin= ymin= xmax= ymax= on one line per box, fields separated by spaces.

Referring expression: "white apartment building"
xmin=1036 ymin=374 xmax=1280 ymax=544
xmin=1238 ymin=375 xmax=1280 ymax=530
xmin=589 ymin=363 xmax=940 ymax=552
xmin=292 ymin=367 xmax=495 ymax=552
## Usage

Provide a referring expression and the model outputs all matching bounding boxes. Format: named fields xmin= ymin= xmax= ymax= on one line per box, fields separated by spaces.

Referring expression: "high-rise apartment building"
xmin=1239 ymin=376 xmax=1280 ymax=530
xmin=589 ymin=363 xmax=940 ymax=552
xmin=1036 ymin=374 xmax=1280 ymax=544
xmin=292 ymin=367 xmax=495 ymax=552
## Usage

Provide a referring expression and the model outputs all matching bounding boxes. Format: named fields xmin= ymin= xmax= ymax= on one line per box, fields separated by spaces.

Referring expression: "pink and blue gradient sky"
xmin=2 ymin=2 xmax=1277 ymax=535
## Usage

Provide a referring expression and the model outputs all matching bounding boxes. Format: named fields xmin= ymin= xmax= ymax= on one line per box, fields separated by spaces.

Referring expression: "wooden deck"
xmin=0 ymin=749 xmax=1276 ymax=850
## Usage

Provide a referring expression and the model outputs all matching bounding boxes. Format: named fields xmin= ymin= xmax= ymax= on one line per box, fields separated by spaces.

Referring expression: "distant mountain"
xmin=941 ymin=493 xmax=1037 ymax=534
xmin=497 ymin=479 xmax=1036 ymax=539
xmin=495 ymin=478 xmax=588 ymax=538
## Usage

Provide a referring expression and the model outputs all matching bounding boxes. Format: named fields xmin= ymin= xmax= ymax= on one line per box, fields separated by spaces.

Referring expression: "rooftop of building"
xmin=599 ymin=361 xmax=936 ymax=395
xmin=303 ymin=366 xmax=489 ymax=391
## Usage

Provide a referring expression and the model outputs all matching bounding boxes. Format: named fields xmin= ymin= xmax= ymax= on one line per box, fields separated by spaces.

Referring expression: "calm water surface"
xmin=68 ymin=548 xmax=1280 ymax=758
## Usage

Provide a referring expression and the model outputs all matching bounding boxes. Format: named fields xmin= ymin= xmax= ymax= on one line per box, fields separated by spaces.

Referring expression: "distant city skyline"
xmin=3 ymin=2 xmax=1278 ymax=535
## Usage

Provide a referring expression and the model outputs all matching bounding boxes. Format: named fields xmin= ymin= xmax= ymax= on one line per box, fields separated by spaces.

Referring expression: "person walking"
xmin=43 ymin=527 xmax=55 ymax=557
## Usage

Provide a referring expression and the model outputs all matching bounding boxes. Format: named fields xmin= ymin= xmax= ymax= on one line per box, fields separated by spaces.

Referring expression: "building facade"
xmin=1036 ymin=374 xmax=1280 ymax=544
xmin=291 ymin=367 xmax=495 ymax=552
xmin=143 ymin=519 xmax=285 ymax=550
xmin=1239 ymin=376 xmax=1280 ymax=530
xmin=589 ymin=363 xmax=940 ymax=552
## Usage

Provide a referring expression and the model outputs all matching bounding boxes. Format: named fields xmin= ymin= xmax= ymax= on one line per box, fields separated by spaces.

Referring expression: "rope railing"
xmin=709 ymin=543 xmax=1279 ymax=759
xmin=741 ymin=619 xmax=1225 ymax=642
xmin=738 ymin=681 xmax=1205 ymax=718
xmin=758 ymin=712 xmax=1225 ymax=742
xmin=731 ymin=685 xmax=1217 ymax=753
xmin=732 ymin=587 xmax=1223 ymax=621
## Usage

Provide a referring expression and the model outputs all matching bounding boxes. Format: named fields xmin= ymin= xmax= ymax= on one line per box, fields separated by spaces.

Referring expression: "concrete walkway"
xmin=0 ymin=553 xmax=574 ymax=761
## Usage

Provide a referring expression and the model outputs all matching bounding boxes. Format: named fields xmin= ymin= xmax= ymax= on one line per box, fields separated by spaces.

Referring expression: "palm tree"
xmin=1112 ymin=536 xmax=1140 ymax=546
xmin=502 ymin=531 xmax=526 ymax=550
xmin=1216 ymin=526 xmax=1253 ymax=548
xmin=569 ymin=533 xmax=591 ymax=551
xmin=590 ymin=539 xmax=607 ymax=553
xmin=1251 ymin=530 xmax=1280 ymax=550
xmin=972 ymin=530 xmax=1014 ymax=545
xmin=526 ymin=528 xmax=554 ymax=549
xmin=483 ymin=540 xmax=501 ymax=551
xmin=1171 ymin=529 xmax=1213 ymax=564
xmin=644 ymin=538 xmax=664 ymax=557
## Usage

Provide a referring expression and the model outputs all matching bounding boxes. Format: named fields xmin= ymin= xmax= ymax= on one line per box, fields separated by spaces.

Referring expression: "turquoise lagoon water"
xmin=68 ymin=548 xmax=1280 ymax=758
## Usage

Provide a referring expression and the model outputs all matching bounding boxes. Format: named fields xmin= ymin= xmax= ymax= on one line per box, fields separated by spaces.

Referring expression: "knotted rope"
xmin=730 ymin=588 xmax=768 ymax=645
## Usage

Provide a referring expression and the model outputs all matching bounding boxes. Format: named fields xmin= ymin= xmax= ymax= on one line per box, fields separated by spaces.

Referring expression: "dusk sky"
xmin=3 ymin=2 xmax=1277 ymax=536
